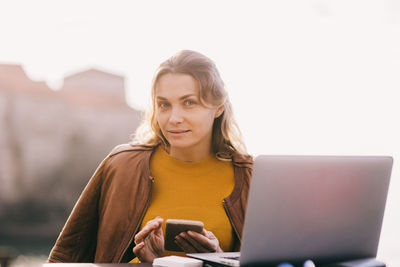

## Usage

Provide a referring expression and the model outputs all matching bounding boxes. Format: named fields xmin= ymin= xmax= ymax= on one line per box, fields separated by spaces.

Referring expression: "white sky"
xmin=1 ymin=0 xmax=399 ymax=263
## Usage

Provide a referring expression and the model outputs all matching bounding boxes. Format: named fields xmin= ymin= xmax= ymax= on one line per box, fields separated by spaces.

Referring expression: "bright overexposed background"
xmin=1 ymin=0 xmax=399 ymax=265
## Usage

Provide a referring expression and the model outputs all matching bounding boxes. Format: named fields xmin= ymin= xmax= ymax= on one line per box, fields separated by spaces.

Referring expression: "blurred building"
xmin=0 ymin=64 xmax=141 ymax=250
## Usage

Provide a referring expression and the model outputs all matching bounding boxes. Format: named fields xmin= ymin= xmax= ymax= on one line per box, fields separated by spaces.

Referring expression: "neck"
xmin=169 ymin=145 xmax=212 ymax=162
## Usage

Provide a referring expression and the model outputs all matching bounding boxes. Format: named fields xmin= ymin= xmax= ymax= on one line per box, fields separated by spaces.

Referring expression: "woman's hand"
xmin=277 ymin=260 xmax=315 ymax=267
xmin=174 ymin=228 xmax=223 ymax=253
xmin=133 ymin=216 xmax=164 ymax=263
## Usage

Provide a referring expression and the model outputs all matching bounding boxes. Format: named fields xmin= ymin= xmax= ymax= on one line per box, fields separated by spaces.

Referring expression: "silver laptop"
xmin=188 ymin=155 xmax=393 ymax=266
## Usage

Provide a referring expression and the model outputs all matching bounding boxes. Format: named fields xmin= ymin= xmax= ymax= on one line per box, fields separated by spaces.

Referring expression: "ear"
xmin=214 ymin=105 xmax=224 ymax=118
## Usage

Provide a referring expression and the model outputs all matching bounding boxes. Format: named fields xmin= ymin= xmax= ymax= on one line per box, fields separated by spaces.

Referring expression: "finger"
xmin=201 ymin=228 xmax=208 ymax=236
xmin=179 ymin=232 xmax=208 ymax=252
xmin=203 ymin=230 xmax=223 ymax=252
xmin=135 ymin=217 xmax=163 ymax=243
xmin=134 ymin=227 xmax=152 ymax=244
xmin=204 ymin=229 xmax=216 ymax=239
xmin=148 ymin=216 xmax=164 ymax=226
xmin=303 ymin=260 xmax=316 ymax=267
xmin=153 ymin=220 xmax=164 ymax=237
xmin=201 ymin=228 xmax=217 ymax=238
xmin=145 ymin=222 xmax=164 ymax=244
xmin=186 ymin=231 xmax=216 ymax=251
xmin=146 ymin=216 xmax=163 ymax=226
xmin=137 ymin=217 xmax=163 ymax=238
xmin=175 ymin=235 xmax=197 ymax=253
xmin=200 ymin=227 xmax=218 ymax=239
xmin=132 ymin=241 xmax=145 ymax=256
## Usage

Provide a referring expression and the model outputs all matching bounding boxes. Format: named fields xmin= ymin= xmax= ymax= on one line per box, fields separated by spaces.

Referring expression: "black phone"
xmin=164 ymin=219 xmax=204 ymax=252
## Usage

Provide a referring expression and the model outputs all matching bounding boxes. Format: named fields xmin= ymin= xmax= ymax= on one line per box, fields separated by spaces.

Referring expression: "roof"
xmin=0 ymin=64 xmax=52 ymax=93
xmin=64 ymin=68 xmax=124 ymax=80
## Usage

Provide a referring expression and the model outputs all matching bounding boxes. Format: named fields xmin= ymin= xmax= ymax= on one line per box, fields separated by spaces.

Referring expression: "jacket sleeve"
xmin=47 ymin=157 xmax=107 ymax=262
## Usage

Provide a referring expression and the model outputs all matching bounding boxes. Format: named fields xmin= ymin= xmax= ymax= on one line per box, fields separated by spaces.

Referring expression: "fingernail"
xmin=303 ymin=260 xmax=316 ymax=267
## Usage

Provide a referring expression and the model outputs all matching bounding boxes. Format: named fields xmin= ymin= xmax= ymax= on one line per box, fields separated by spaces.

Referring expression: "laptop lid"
xmin=240 ymin=155 xmax=393 ymax=266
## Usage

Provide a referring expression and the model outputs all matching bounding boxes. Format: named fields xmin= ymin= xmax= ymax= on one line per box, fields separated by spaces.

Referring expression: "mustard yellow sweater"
xmin=138 ymin=146 xmax=235 ymax=258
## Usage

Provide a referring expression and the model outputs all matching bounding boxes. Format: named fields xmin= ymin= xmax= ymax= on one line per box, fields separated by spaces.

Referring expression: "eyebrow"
xmin=156 ymin=94 xmax=197 ymax=101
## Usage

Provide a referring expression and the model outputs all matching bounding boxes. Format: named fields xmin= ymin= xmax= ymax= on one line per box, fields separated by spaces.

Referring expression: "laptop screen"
xmin=240 ymin=155 xmax=392 ymax=266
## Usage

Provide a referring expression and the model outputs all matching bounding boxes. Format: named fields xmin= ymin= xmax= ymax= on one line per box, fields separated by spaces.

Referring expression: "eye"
xmin=184 ymin=100 xmax=196 ymax=106
xmin=158 ymin=102 xmax=170 ymax=109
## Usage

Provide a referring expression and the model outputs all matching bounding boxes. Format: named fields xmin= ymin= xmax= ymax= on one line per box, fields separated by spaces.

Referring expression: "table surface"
xmin=43 ymin=259 xmax=388 ymax=267
xmin=43 ymin=264 xmax=152 ymax=266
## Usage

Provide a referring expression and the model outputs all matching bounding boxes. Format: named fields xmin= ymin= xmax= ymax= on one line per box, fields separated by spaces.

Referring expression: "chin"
xmin=169 ymin=142 xmax=191 ymax=149
xmin=168 ymin=139 xmax=195 ymax=150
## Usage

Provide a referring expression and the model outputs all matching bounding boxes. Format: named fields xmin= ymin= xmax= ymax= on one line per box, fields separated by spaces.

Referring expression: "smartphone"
xmin=164 ymin=219 xmax=204 ymax=251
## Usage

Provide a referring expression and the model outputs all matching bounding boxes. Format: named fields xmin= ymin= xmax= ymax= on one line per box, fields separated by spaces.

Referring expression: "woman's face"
xmin=155 ymin=73 xmax=223 ymax=160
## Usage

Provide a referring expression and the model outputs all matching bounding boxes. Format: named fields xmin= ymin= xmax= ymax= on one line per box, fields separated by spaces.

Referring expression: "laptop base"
xmin=321 ymin=257 xmax=385 ymax=267
xmin=188 ymin=254 xmax=385 ymax=267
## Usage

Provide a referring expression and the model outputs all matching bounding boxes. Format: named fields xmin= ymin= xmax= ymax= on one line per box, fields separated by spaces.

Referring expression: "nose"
xmin=168 ymin=106 xmax=184 ymax=124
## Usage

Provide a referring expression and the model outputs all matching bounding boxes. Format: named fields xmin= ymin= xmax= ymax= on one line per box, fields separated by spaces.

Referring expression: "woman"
xmin=48 ymin=50 xmax=253 ymax=263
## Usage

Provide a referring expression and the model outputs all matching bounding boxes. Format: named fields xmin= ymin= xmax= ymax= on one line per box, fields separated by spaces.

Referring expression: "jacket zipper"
xmin=118 ymin=175 xmax=154 ymax=262
xmin=223 ymin=199 xmax=241 ymax=243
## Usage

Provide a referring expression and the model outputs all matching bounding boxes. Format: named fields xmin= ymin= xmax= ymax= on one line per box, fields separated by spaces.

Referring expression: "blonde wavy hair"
xmin=131 ymin=50 xmax=248 ymax=160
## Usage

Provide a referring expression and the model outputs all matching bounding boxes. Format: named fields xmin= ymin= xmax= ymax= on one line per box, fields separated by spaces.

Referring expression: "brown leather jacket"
xmin=48 ymin=144 xmax=253 ymax=263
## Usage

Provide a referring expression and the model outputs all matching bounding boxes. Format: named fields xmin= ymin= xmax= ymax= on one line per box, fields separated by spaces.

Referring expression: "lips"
xmin=168 ymin=130 xmax=190 ymax=134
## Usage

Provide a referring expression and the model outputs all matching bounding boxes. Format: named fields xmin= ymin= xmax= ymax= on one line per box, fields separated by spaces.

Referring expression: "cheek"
xmin=198 ymin=112 xmax=217 ymax=131
xmin=156 ymin=112 xmax=166 ymax=129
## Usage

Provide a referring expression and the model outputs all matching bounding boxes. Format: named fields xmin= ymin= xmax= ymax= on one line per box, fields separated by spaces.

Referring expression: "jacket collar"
xmin=109 ymin=143 xmax=253 ymax=169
